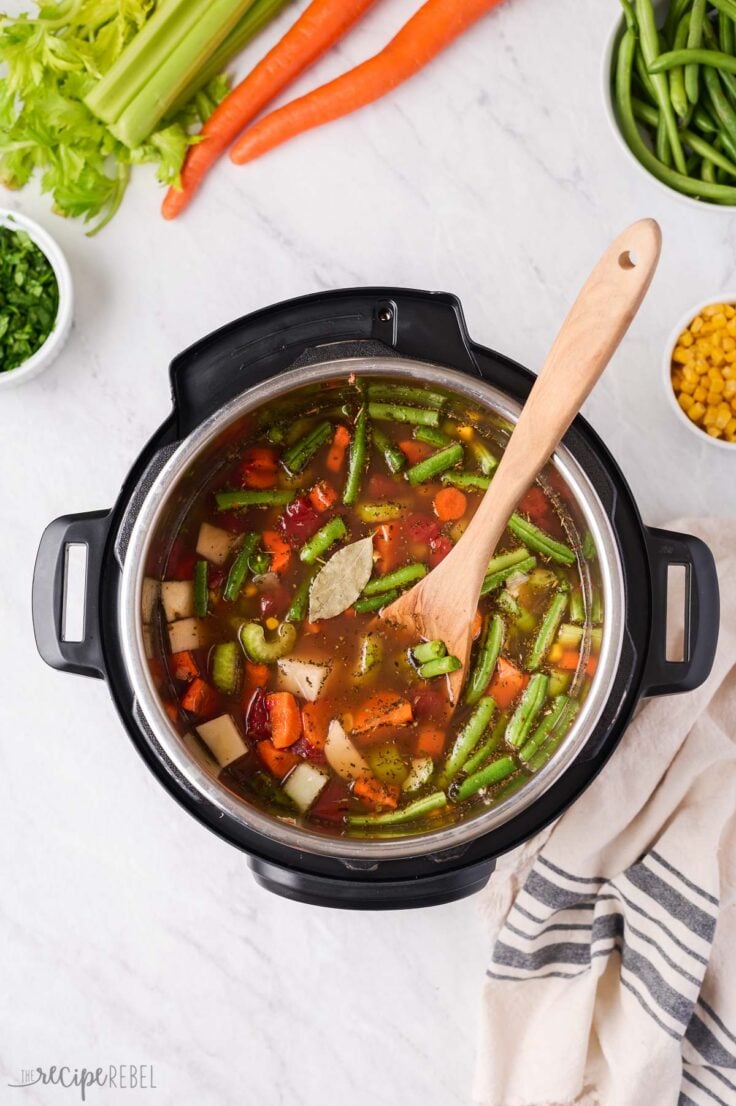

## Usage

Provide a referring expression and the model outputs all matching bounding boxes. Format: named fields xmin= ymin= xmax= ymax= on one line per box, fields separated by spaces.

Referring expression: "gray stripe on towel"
xmin=538 ymin=856 xmax=606 ymax=884
xmin=682 ymin=1070 xmax=731 ymax=1106
xmin=686 ymin=1016 xmax=736 ymax=1069
xmin=626 ymin=864 xmax=716 ymax=941
xmin=650 ymin=851 xmax=719 ymax=908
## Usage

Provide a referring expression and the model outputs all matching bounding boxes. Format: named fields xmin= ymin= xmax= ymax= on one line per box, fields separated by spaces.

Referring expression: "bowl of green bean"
xmin=603 ymin=0 xmax=736 ymax=207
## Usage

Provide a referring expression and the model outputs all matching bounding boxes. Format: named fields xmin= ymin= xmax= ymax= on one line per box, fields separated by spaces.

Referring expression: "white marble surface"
xmin=1 ymin=0 xmax=735 ymax=1102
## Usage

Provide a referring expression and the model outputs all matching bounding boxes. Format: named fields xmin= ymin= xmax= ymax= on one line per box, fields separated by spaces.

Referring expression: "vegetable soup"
xmin=142 ymin=376 xmax=603 ymax=838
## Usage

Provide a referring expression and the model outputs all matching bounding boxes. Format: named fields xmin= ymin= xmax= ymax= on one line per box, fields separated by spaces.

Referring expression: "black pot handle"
xmin=32 ymin=510 xmax=111 ymax=679
xmin=642 ymin=527 xmax=719 ymax=697
xmin=170 ymin=287 xmax=481 ymax=436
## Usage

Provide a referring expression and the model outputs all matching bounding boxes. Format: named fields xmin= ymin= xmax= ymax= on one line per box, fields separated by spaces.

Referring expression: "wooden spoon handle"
xmin=465 ymin=218 xmax=662 ymax=559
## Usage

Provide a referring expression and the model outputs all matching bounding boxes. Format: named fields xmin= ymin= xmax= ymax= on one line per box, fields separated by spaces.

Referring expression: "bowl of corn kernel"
xmin=667 ymin=299 xmax=736 ymax=449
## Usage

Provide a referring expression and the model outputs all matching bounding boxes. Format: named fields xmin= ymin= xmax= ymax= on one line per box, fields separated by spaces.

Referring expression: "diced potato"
xmin=161 ymin=580 xmax=194 ymax=622
xmin=196 ymin=522 xmax=237 ymax=566
xmin=276 ymin=657 xmax=331 ymax=702
xmin=325 ymin=719 xmax=371 ymax=781
xmin=181 ymin=731 xmax=219 ymax=774
xmin=168 ymin=617 xmax=206 ymax=653
xmin=141 ymin=577 xmax=159 ymax=623
xmin=196 ymin=714 xmax=247 ymax=768
xmin=283 ymin=763 xmax=330 ymax=812
xmin=142 ymin=624 xmax=154 ymax=660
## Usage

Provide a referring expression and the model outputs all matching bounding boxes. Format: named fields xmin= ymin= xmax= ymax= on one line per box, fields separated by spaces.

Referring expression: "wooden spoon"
xmin=379 ymin=218 xmax=662 ymax=704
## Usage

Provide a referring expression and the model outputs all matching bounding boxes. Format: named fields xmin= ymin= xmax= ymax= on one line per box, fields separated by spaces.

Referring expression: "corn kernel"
xmin=692 ymin=384 xmax=706 ymax=399
xmin=711 ymin=350 xmax=725 ymax=366
xmin=707 ymin=391 xmax=721 ymax=406
xmin=679 ymin=329 xmax=694 ymax=347
xmin=670 ymin=302 xmax=736 ymax=442
xmin=456 ymin=426 xmax=474 ymax=441
xmin=694 ymin=360 xmax=709 ymax=375
xmin=683 ymin=366 xmax=699 ymax=383
xmin=688 ymin=401 xmax=706 ymax=422
xmin=680 ymin=379 xmax=697 ymax=395
xmin=265 ymin=616 xmax=279 ymax=631
xmin=710 ymin=375 xmax=725 ymax=393
xmin=695 ymin=338 xmax=712 ymax=354
xmin=245 ymin=583 xmax=257 ymax=597
xmin=691 ymin=315 xmax=704 ymax=333
xmin=727 ymin=417 xmax=736 ymax=435
xmin=678 ymin=393 xmax=694 ymax=411
xmin=716 ymin=407 xmax=731 ymax=429
xmin=725 ymin=380 xmax=736 ymax=398
xmin=673 ymin=346 xmax=693 ymax=364
xmin=707 ymin=426 xmax=723 ymax=438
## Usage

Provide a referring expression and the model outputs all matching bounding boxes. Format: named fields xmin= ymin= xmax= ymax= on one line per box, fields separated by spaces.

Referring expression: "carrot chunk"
xmin=353 ymin=691 xmax=413 ymax=734
xmin=301 ymin=700 xmax=332 ymax=750
xmin=309 ymin=480 xmax=338 ymax=512
xmin=433 ymin=486 xmax=467 ymax=521
xmin=171 ymin=650 xmax=199 ymax=682
xmin=257 ymin=739 xmax=299 ymax=779
xmin=398 ymin=439 xmax=432 ymax=465
xmin=558 ymin=651 xmax=599 ymax=677
xmin=487 ymin=656 xmax=529 ymax=710
xmin=181 ymin=678 xmax=219 ymax=718
xmin=263 ymin=530 xmax=291 ymax=574
xmin=326 ymin=425 xmax=351 ymax=471
xmin=267 ymin=692 xmax=303 ymax=748
xmin=471 ymin=609 xmax=483 ymax=640
xmin=373 ymin=522 xmax=401 ymax=573
xmin=353 ymin=777 xmax=399 ymax=811
xmin=416 ymin=725 xmax=446 ymax=758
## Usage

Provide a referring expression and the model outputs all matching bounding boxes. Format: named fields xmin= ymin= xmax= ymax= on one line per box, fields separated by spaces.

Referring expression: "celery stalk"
xmin=85 ymin=0 xmax=215 ymax=126
xmin=170 ymin=0 xmax=296 ymax=115
xmin=111 ymin=0 xmax=258 ymax=149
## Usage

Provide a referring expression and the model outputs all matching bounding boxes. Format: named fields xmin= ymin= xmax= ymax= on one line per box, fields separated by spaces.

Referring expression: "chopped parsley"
xmin=0 ymin=225 xmax=59 ymax=373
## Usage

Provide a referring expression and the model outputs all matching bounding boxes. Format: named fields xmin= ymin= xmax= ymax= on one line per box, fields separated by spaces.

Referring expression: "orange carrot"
xmin=558 ymin=651 xmax=599 ymax=677
xmin=257 ymin=740 xmax=299 ymax=779
xmin=433 ymin=486 xmax=467 ymax=521
xmin=303 ymin=621 xmax=321 ymax=634
xmin=353 ymin=691 xmax=413 ymax=735
xmin=240 ymin=445 xmax=279 ymax=489
xmin=171 ymin=650 xmax=199 ymax=682
xmin=353 ymin=777 xmax=399 ymax=811
xmin=471 ymin=610 xmax=483 ymax=640
xmin=416 ymin=725 xmax=446 ymax=758
xmin=302 ymin=700 xmax=332 ymax=749
xmin=487 ymin=656 xmax=529 ymax=710
xmin=263 ymin=530 xmax=291 ymax=574
xmin=309 ymin=479 xmax=338 ymax=512
xmin=244 ymin=662 xmax=270 ymax=693
xmin=398 ymin=439 xmax=431 ymax=466
xmin=181 ymin=678 xmax=219 ymax=717
xmin=326 ymin=424 xmax=351 ymax=471
xmin=162 ymin=0 xmax=380 ymax=219
xmin=373 ymin=522 xmax=401 ymax=573
xmin=230 ymin=0 xmax=505 ymax=165
xmin=163 ymin=701 xmax=180 ymax=724
xmin=267 ymin=691 xmax=303 ymax=748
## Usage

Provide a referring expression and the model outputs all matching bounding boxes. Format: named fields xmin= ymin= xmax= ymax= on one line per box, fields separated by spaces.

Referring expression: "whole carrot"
xmin=230 ymin=0 xmax=505 ymax=165
xmin=162 ymin=0 xmax=379 ymax=219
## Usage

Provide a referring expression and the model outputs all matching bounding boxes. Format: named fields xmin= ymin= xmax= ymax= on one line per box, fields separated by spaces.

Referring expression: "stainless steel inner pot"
xmin=119 ymin=357 xmax=624 ymax=861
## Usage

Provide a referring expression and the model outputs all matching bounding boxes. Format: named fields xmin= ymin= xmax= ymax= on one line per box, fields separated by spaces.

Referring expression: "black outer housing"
xmin=32 ymin=289 xmax=720 ymax=910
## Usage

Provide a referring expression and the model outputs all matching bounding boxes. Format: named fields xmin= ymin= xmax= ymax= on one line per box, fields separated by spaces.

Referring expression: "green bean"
xmin=250 ymin=548 xmax=270 ymax=575
xmin=620 ymin=0 xmax=637 ymax=30
xmin=223 ymin=534 xmax=258 ymax=602
xmin=702 ymin=156 xmax=716 ymax=182
xmin=412 ymin=639 xmax=447 ymax=664
xmin=414 ymin=425 xmax=452 ymax=448
xmin=282 ymin=420 xmax=332 ymax=474
xmin=347 ymin=791 xmax=447 ymax=827
xmin=664 ymin=0 xmax=693 ymax=42
xmin=633 ymin=96 xmax=736 ymax=174
xmin=240 ymin=621 xmax=297 ymax=664
xmin=454 ymin=756 xmax=517 ymax=802
xmin=372 ymin=425 xmax=405 ymax=474
xmin=299 ymin=516 xmax=347 ymax=564
xmin=486 ymin=547 xmax=532 ymax=576
xmin=653 ymin=46 xmax=736 ymax=78
xmin=591 ymin=590 xmax=603 ymax=625
xmin=355 ymin=632 xmax=383 ymax=678
xmin=529 ymin=591 xmax=568 ymax=671
xmin=419 ymin=655 xmax=462 ymax=679
xmin=508 ymin=515 xmax=575 ymax=565
xmin=469 ymin=439 xmax=499 ymax=475
xmin=710 ymin=0 xmax=736 ymax=21
xmin=466 ymin=614 xmax=504 ymax=705
xmin=693 ymin=104 xmax=718 ymax=133
xmin=481 ymin=556 xmax=537 ymax=596
xmin=194 ymin=559 xmax=209 ymax=618
xmin=285 ymin=569 xmax=315 ymax=623
xmin=343 ymin=407 xmax=367 ymax=506
xmin=405 ymin=442 xmax=464 ymax=485
xmin=363 ymin=562 xmax=427 ymax=596
xmin=656 ymin=114 xmax=673 ymax=164
xmin=368 ymin=401 xmax=440 ymax=427
xmin=527 ymin=701 xmax=580 ymax=772
xmin=463 ymin=711 xmax=508 ymax=776
xmin=702 ymin=18 xmax=736 ymax=102
xmin=684 ymin=0 xmax=706 ymax=104
xmin=635 ymin=0 xmax=688 ymax=172
xmin=518 ymin=694 xmax=570 ymax=764
xmin=354 ymin=589 xmax=401 ymax=614
xmin=437 ymin=696 xmax=496 ymax=788
xmin=719 ymin=10 xmax=735 ymax=55
xmin=356 ymin=502 xmax=402 ymax=523
xmin=216 ymin=489 xmax=294 ymax=510
xmin=367 ymin=382 xmax=446 ymax=409
xmin=635 ymin=42 xmax=660 ymax=104
xmin=506 ymin=673 xmax=549 ymax=748
xmin=669 ymin=13 xmax=692 ymax=118
xmin=569 ymin=588 xmax=585 ymax=624
xmin=441 ymin=472 xmax=491 ymax=492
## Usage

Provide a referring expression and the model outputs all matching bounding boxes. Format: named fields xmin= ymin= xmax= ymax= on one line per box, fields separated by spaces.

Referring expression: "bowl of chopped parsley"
xmin=0 ymin=210 xmax=73 ymax=388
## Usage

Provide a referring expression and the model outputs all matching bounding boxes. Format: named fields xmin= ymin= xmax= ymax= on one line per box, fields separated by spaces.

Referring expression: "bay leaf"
xmin=308 ymin=535 xmax=375 ymax=622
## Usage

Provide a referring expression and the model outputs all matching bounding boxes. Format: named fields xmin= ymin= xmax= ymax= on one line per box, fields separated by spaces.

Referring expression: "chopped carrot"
xmin=433 ymin=486 xmax=467 ymax=521
xmin=472 ymin=610 xmax=483 ymax=640
xmin=558 ymin=651 xmax=599 ymax=677
xmin=487 ymin=657 xmax=529 ymax=710
xmin=263 ymin=530 xmax=291 ymax=574
xmin=267 ymin=692 xmax=303 ymax=748
xmin=229 ymin=0 xmax=504 ymax=167
xmin=326 ymin=424 xmax=351 ymax=471
xmin=239 ymin=446 xmax=279 ymax=489
xmin=304 ymin=621 xmax=321 ymax=634
xmin=353 ymin=691 xmax=413 ymax=734
xmin=309 ymin=479 xmax=339 ymax=512
xmin=181 ymin=678 xmax=219 ymax=718
xmin=373 ymin=521 xmax=401 ymax=573
xmin=163 ymin=701 xmax=180 ymax=724
xmin=257 ymin=740 xmax=300 ymax=779
xmin=398 ymin=439 xmax=432 ymax=465
xmin=243 ymin=662 xmax=270 ymax=696
xmin=416 ymin=725 xmax=446 ymax=758
xmin=353 ymin=776 xmax=399 ymax=811
xmin=302 ymin=700 xmax=332 ymax=750
xmin=242 ymin=466 xmax=278 ymax=489
xmin=171 ymin=650 xmax=199 ymax=682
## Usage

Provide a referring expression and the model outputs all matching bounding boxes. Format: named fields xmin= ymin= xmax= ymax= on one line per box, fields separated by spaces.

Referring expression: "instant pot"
xmin=32 ymin=289 xmax=720 ymax=909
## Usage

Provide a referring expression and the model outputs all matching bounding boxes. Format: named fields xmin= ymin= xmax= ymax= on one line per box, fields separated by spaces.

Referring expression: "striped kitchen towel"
xmin=475 ymin=520 xmax=736 ymax=1106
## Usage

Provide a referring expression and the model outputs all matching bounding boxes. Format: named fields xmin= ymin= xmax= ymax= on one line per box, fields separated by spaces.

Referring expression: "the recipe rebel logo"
xmin=8 ymin=1065 xmax=157 ymax=1100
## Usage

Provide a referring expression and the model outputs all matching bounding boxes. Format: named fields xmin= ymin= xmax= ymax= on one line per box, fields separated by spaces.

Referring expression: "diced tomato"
xmin=411 ymin=688 xmax=446 ymax=723
xmin=166 ymin=538 xmax=196 ymax=580
xmin=217 ymin=510 xmax=251 ymax=534
xmin=428 ymin=535 xmax=453 ymax=568
xmin=367 ymin=472 xmax=400 ymax=498
xmin=309 ymin=480 xmax=338 ymax=512
xmin=310 ymin=777 xmax=351 ymax=824
xmin=181 ymin=678 xmax=220 ymax=719
xmin=406 ymin=512 xmax=442 ymax=544
xmin=244 ymin=688 xmax=271 ymax=739
xmin=279 ymin=496 xmax=323 ymax=546
xmin=262 ymin=530 xmax=291 ymax=574
xmin=290 ymin=734 xmax=327 ymax=764
xmin=518 ymin=485 xmax=551 ymax=524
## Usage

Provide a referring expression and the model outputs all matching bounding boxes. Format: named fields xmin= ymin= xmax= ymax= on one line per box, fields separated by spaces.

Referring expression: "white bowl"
xmin=0 ymin=209 xmax=73 ymax=389
xmin=662 ymin=296 xmax=736 ymax=450
xmin=601 ymin=8 xmax=736 ymax=213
